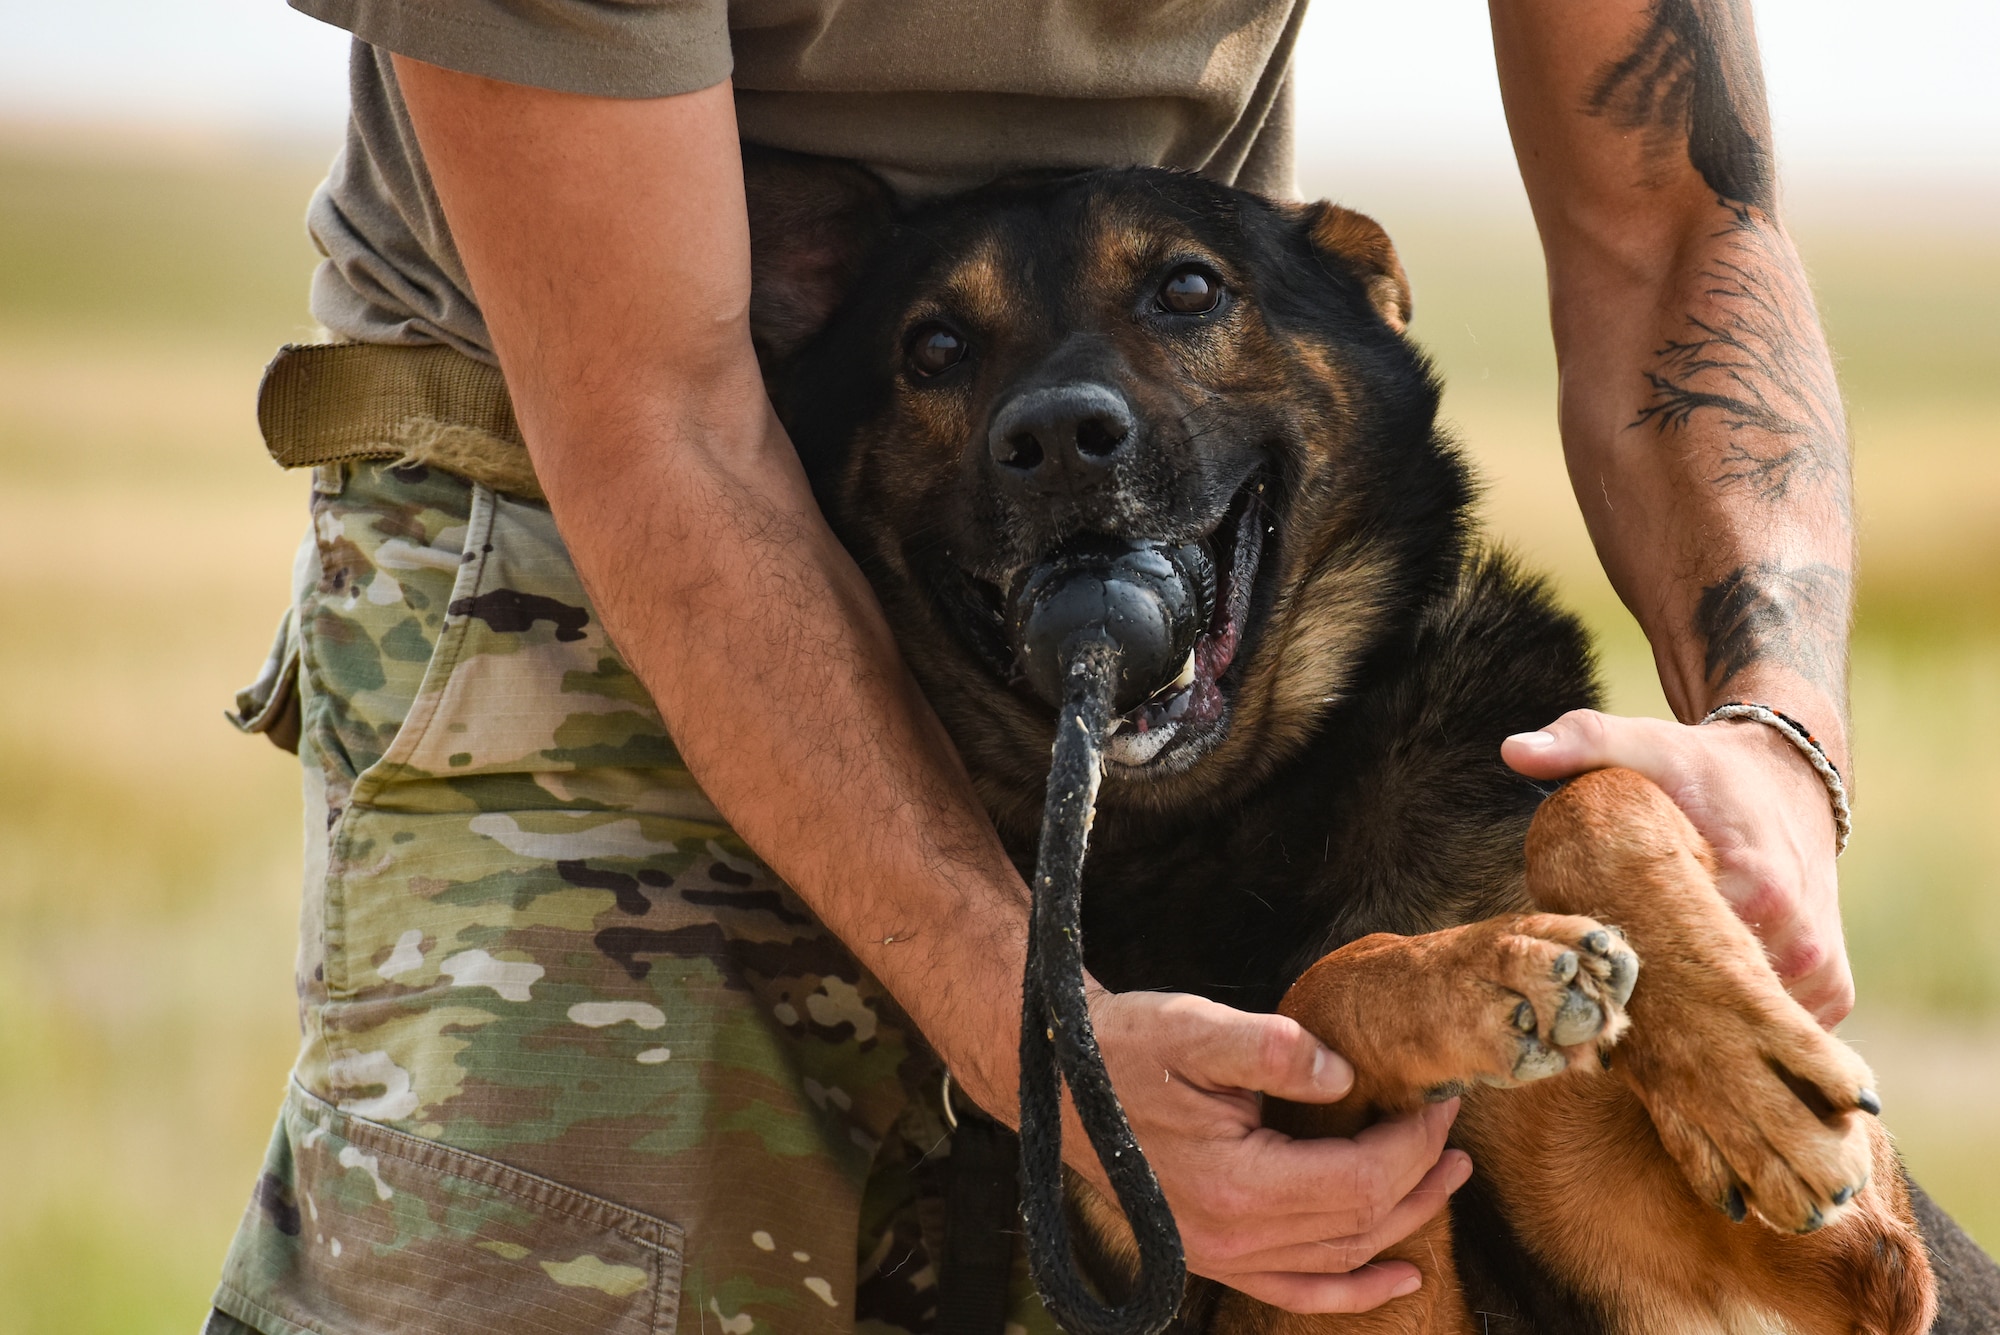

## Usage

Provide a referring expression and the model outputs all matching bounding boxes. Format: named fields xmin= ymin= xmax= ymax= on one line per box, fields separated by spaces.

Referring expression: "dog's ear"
xmin=744 ymin=146 xmax=895 ymax=366
xmin=1296 ymin=202 xmax=1413 ymax=333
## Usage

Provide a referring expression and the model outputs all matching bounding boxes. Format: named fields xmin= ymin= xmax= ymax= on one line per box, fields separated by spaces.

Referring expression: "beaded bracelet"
xmin=1702 ymin=702 xmax=1851 ymax=857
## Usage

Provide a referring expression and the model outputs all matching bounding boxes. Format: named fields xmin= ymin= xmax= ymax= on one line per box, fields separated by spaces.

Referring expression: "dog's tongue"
xmin=1007 ymin=538 xmax=1214 ymax=713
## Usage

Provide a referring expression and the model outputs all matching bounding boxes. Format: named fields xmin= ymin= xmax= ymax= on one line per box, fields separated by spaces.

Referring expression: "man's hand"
xmin=1089 ymin=991 xmax=1471 ymax=1312
xmin=1503 ymin=710 xmax=1851 ymax=1025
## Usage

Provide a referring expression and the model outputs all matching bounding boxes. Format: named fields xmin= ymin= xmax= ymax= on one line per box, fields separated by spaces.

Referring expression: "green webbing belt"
xmin=256 ymin=342 xmax=544 ymax=500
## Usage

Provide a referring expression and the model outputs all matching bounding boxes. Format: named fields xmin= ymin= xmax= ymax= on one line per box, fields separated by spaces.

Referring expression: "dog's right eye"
xmin=907 ymin=323 xmax=968 ymax=377
xmin=1158 ymin=266 xmax=1223 ymax=315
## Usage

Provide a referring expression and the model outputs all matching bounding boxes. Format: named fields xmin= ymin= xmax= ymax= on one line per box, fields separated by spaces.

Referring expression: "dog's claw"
xmin=1579 ymin=929 xmax=1612 ymax=955
xmin=1799 ymin=1205 xmax=1825 ymax=1234
xmin=1857 ymin=1088 xmax=1882 ymax=1116
xmin=1551 ymin=950 xmax=1579 ymax=984
xmin=1725 ymin=1186 xmax=1747 ymax=1223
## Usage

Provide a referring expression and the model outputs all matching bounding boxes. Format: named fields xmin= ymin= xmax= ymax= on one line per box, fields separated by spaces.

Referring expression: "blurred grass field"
xmin=0 ymin=131 xmax=1994 ymax=1331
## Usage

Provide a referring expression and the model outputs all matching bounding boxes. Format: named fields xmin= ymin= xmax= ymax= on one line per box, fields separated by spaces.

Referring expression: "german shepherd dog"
xmin=741 ymin=150 xmax=2000 ymax=1333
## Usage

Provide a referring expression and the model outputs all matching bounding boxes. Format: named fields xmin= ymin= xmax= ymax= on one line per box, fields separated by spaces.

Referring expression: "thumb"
xmin=1175 ymin=1002 xmax=1355 ymax=1103
xmin=1502 ymin=708 xmax=1688 ymax=787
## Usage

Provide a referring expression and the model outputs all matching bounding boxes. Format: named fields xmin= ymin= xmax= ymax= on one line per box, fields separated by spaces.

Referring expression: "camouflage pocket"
xmin=226 ymin=604 xmax=303 ymax=754
xmin=215 ymin=1082 xmax=685 ymax=1335
xmin=302 ymin=463 xmax=495 ymax=812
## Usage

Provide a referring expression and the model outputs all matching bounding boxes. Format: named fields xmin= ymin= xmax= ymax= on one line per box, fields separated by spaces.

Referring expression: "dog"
xmin=740 ymin=148 xmax=2000 ymax=1333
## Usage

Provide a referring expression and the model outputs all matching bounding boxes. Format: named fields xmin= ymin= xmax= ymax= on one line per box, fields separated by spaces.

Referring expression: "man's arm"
xmin=1490 ymin=0 xmax=1855 ymax=1022
xmin=391 ymin=60 xmax=1468 ymax=1311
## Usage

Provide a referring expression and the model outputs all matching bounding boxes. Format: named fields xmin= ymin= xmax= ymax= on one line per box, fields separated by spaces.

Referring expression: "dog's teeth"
xmin=1104 ymin=719 xmax=1180 ymax=767
xmin=1170 ymin=650 xmax=1197 ymax=691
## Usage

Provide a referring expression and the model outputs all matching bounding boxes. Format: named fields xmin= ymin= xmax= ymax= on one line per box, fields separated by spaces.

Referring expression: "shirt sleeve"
xmin=291 ymin=0 xmax=732 ymax=99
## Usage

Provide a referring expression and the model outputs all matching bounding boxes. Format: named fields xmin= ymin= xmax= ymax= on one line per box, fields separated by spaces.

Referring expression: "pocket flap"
xmin=227 ymin=606 xmax=302 ymax=754
xmin=214 ymin=1084 xmax=683 ymax=1335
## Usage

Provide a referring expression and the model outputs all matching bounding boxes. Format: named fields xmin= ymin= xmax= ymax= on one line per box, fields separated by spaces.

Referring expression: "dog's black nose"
xmin=988 ymin=384 xmax=1135 ymax=490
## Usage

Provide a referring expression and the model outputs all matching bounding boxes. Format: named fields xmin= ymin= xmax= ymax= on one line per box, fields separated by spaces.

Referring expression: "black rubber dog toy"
xmin=1008 ymin=537 xmax=1214 ymax=714
xmin=1003 ymin=538 xmax=1202 ymax=1335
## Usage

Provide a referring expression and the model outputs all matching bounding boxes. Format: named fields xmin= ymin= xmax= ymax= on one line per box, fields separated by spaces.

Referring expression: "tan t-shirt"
xmin=295 ymin=0 xmax=1307 ymax=363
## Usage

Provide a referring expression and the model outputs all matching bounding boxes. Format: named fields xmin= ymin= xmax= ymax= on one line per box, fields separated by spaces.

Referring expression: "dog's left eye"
xmin=1158 ymin=266 xmax=1223 ymax=315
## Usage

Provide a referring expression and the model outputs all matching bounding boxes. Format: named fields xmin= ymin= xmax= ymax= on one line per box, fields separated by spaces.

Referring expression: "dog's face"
xmin=753 ymin=159 xmax=1469 ymax=832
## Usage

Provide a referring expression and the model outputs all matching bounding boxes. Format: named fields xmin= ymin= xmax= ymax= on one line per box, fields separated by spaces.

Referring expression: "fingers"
xmin=1502 ymin=708 xmax=1689 ymax=787
xmin=1194 ymin=1102 xmax=1460 ymax=1247
xmin=1741 ymin=881 xmax=1846 ymax=1014
xmin=1210 ymin=1150 xmax=1469 ymax=1313
xmin=1787 ymin=940 xmax=1856 ymax=1026
xmin=1209 ymin=1149 xmax=1472 ymax=1275
xmin=1166 ymin=996 xmax=1356 ymax=1103
xmin=1226 ymin=1259 xmax=1424 ymax=1314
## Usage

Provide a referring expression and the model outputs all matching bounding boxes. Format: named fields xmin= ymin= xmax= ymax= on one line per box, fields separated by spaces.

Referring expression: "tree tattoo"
xmin=1634 ymin=226 xmax=1847 ymax=502
xmin=1587 ymin=0 xmax=1774 ymax=211
xmin=1590 ymin=0 xmax=1848 ymax=506
xmin=1695 ymin=562 xmax=1849 ymax=703
xmin=1580 ymin=3 xmax=1853 ymax=719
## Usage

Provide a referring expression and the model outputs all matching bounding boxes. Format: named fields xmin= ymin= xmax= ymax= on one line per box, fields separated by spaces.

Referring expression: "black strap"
xmin=939 ymin=1108 xmax=1022 ymax=1335
xmin=1016 ymin=635 xmax=1187 ymax=1335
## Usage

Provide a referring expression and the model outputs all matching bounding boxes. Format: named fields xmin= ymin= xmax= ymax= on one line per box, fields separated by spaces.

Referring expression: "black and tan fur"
xmin=741 ymin=149 xmax=2000 ymax=1333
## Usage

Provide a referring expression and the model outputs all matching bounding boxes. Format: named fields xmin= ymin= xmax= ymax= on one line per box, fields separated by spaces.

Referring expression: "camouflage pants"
xmin=209 ymin=461 xmax=1060 ymax=1335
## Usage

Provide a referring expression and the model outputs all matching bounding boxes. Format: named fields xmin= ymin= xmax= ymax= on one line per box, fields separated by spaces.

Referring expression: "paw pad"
xmin=1579 ymin=926 xmax=1639 ymax=1006
xmin=1512 ymin=1000 xmax=1538 ymax=1034
xmin=1549 ymin=989 xmax=1605 ymax=1047
xmin=1512 ymin=1036 xmax=1566 ymax=1081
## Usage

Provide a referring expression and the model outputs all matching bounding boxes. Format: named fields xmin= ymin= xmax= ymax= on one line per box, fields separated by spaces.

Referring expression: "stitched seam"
xmin=214 ymin=1283 xmax=328 ymax=1335
xmin=653 ymin=1238 xmax=684 ymax=1335
xmin=286 ymin=1080 xmax=685 ymax=1253
xmin=346 ymin=481 xmax=495 ymax=810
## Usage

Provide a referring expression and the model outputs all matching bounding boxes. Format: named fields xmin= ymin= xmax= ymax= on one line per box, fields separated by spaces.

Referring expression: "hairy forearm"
xmin=393 ymin=60 xmax=1035 ymax=1118
xmin=1494 ymin=0 xmax=1854 ymax=771
xmin=1551 ymin=213 xmax=1853 ymax=767
xmin=543 ymin=383 xmax=1038 ymax=1110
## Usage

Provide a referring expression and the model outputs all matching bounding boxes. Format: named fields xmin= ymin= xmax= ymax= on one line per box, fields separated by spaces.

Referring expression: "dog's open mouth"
xmin=1099 ymin=481 xmax=1265 ymax=769
xmin=921 ymin=475 xmax=1270 ymax=774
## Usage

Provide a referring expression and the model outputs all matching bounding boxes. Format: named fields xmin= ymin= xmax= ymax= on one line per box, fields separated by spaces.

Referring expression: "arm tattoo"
xmin=1634 ymin=224 xmax=1847 ymax=502
xmin=1587 ymin=0 xmax=1774 ymax=212
xmin=1591 ymin=3 xmax=1848 ymax=505
xmin=1585 ymin=4 xmax=1854 ymax=712
xmin=1694 ymin=561 xmax=1849 ymax=703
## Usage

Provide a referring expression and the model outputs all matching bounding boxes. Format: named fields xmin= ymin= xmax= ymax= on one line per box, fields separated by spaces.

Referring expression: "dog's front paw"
xmin=1627 ymin=987 xmax=1879 ymax=1235
xmin=1275 ymin=915 xmax=1638 ymax=1126
xmin=1458 ymin=914 xmax=1639 ymax=1091
xmin=1525 ymin=767 xmax=1888 ymax=1237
